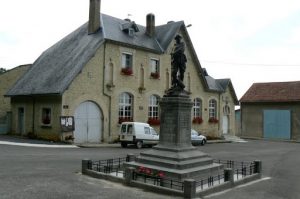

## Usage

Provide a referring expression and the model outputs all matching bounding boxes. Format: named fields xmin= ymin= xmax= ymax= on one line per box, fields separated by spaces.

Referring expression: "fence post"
xmin=183 ymin=179 xmax=196 ymax=199
xmin=82 ymin=159 xmax=92 ymax=175
xmin=224 ymin=168 xmax=234 ymax=185
xmin=124 ymin=167 xmax=135 ymax=185
xmin=126 ymin=154 xmax=136 ymax=162
xmin=254 ymin=160 xmax=262 ymax=177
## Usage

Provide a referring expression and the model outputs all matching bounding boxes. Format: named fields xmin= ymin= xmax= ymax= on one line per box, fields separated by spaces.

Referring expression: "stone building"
xmin=240 ymin=81 xmax=300 ymax=140
xmin=6 ymin=0 xmax=238 ymax=143
xmin=0 ymin=64 xmax=31 ymax=133
xmin=0 ymin=65 xmax=31 ymax=118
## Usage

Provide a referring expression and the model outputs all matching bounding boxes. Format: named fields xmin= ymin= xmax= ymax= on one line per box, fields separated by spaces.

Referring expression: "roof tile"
xmin=240 ymin=81 xmax=300 ymax=102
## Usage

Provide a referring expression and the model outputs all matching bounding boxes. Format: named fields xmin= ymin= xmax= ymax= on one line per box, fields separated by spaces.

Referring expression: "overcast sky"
xmin=1 ymin=0 xmax=300 ymax=99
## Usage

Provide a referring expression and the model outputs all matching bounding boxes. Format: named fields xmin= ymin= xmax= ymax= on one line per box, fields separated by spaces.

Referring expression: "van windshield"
xmin=144 ymin=127 xmax=150 ymax=134
xmin=151 ymin=128 xmax=158 ymax=135
xmin=128 ymin=125 xmax=133 ymax=134
xmin=121 ymin=125 xmax=127 ymax=133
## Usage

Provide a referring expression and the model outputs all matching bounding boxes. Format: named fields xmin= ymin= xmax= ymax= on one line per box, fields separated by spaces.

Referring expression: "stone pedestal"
xmin=124 ymin=88 xmax=222 ymax=181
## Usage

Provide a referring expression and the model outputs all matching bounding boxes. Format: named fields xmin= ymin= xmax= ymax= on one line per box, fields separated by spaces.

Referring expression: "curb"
xmin=207 ymin=140 xmax=232 ymax=144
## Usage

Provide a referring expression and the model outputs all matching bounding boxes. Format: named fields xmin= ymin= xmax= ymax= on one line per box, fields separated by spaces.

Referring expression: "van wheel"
xmin=201 ymin=140 xmax=206 ymax=146
xmin=136 ymin=141 xmax=143 ymax=149
xmin=121 ymin=142 xmax=127 ymax=148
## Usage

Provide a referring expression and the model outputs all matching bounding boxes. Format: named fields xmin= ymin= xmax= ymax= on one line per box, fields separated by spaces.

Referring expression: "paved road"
xmin=201 ymin=140 xmax=300 ymax=199
xmin=0 ymin=136 xmax=299 ymax=199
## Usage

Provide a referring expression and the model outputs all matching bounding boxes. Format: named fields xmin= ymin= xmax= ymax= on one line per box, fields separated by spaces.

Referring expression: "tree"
xmin=0 ymin=68 xmax=6 ymax=74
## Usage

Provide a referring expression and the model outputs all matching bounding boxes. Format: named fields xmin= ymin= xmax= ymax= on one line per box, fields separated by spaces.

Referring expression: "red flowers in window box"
xmin=42 ymin=117 xmax=51 ymax=125
xmin=150 ymin=72 xmax=160 ymax=79
xmin=118 ymin=117 xmax=133 ymax=124
xmin=121 ymin=67 xmax=133 ymax=75
xmin=137 ymin=166 xmax=165 ymax=178
xmin=192 ymin=117 xmax=203 ymax=124
xmin=148 ymin=117 xmax=160 ymax=125
xmin=208 ymin=117 xmax=219 ymax=123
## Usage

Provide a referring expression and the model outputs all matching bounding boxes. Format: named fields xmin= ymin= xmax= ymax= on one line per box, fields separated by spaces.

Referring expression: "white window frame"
xmin=121 ymin=52 xmax=133 ymax=69
xmin=119 ymin=92 xmax=133 ymax=119
xmin=148 ymin=95 xmax=159 ymax=119
xmin=209 ymin=99 xmax=217 ymax=118
xmin=150 ymin=58 xmax=160 ymax=73
xmin=193 ymin=98 xmax=202 ymax=118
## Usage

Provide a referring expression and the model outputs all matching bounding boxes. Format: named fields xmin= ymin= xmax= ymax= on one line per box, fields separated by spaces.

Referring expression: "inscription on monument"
xmin=179 ymin=114 xmax=189 ymax=128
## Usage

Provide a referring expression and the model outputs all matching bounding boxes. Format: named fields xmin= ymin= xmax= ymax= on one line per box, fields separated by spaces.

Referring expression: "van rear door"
xmin=120 ymin=123 xmax=134 ymax=142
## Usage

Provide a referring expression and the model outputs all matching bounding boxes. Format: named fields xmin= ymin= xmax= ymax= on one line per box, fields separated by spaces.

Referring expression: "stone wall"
xmin=10 ymin=96 xmax=62 ymax=141
xmin=241 ymin=102 xmax=300 ymax=140
xmin=0 ymin=65 xmax=30 ymax=118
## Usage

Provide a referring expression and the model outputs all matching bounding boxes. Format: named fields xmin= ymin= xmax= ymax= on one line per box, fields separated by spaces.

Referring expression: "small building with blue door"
xmin=240 ymin=81 xmax=300 ymax=141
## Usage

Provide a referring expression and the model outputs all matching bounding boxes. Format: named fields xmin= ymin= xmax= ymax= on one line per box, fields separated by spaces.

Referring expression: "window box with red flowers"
xmin=121 ymin=67 xmax=133 ymax=75
xmin=192 ymin=117 xmax=203 ymax=124
xmin=118 ymin=117 xmax=133 ymax=124
xmin=208 ymin=117 xmax=219 ymax=124
xmin=147 ymin=117 xmax=160 ymax=125
xmin=150 ymin=72 xmax=160 ymax=79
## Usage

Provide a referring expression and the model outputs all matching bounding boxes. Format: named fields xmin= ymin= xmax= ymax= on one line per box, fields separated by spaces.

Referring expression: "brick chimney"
xmin=88 ymin=0 xmax=101 ymax=34
xmin=146 ymin=13 xmax=155 ymax=37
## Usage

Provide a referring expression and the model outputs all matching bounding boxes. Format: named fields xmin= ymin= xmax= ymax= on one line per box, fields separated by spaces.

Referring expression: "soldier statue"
xmin=171 ymin=34 xmax=187 ymax=89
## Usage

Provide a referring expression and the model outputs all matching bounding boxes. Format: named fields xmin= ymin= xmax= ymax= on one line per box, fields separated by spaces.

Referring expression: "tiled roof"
xmin=6 ymin=14 xmax=182 ymax=96
xmin=6 ymin=13 xmax=237 ymax=101
xmin=205 ymin=75 xmax=239 ymax=105
xmin=240 ymin=81 xmax=300 ymax=102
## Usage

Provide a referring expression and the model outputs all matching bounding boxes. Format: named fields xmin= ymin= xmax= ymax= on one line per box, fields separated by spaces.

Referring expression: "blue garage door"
xmin=263 ymin=110 xmax=291 ymax=139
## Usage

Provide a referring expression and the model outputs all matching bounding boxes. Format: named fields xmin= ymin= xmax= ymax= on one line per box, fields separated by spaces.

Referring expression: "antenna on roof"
xmin=124 ymin=14 xmax=132 ymax=22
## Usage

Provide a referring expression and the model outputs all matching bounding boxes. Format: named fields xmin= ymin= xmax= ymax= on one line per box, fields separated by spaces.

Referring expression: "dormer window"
xmin=121 ymin=21 xmax=139 ymax=36
xmin=128 ymin=28 xmax=134 ymax=37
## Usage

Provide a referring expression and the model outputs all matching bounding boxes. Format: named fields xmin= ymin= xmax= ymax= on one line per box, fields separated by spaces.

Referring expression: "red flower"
xmin=150 ymin=72 xmax=160 ymax=79
xmin=121 ymin=68 xmax=133 ymax=75
xmin=138 ymin=166 xmax=145 ymax=173
xmin=208 ymin=117 xmax=219 ymax=123
xmin=118 ymin=117 xmax=133 ymax=124
xmin=157 ymin=171 xmax=165 ymax=178
xmin=145 ymin=168 xmax=152 ymax=175
xmin=192 ymin=117 xmax=203 ymax=124
xmin=148 ymin=117 xmax=160 ymax=125
xmin=136 ymin=166 xmax=165 ymax=178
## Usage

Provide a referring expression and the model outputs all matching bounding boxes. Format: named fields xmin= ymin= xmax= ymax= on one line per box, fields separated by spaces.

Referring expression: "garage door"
xmin=74 ymin=101 xmax=102 ymax=143
xmin=263 ymin=110 xmax=291 ymax=139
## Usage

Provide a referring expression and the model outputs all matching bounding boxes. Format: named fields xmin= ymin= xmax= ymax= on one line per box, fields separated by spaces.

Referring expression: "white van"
xmin=119 ymin=122 xmax=159 ymax=148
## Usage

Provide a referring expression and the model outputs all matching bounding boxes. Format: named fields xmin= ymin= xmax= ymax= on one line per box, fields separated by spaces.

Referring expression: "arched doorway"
xmin=74 ymin=101 xmax=102 ymax=143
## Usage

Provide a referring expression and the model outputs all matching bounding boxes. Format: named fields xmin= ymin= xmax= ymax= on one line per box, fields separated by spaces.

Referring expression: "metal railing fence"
xmin=132 ymin=171 xmax=184 ymax=191
xmin=86 ymin=157 xmax=258 ymax=191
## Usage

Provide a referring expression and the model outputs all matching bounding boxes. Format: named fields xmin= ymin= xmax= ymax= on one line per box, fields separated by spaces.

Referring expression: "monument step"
xmin=139 ymin=148 xmax=210 ymax=162
xmin=136 ymin=155 xmax=214 ymax=170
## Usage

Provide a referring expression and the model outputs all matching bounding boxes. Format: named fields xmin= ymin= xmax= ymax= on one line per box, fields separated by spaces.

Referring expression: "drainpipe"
xmin=32 ymin=96 xmax=35 ymax=136
xmin=218 ymin=93 xmax=221 ymax=135
xmin=102 ymin=42 xmax=112 ymax=142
